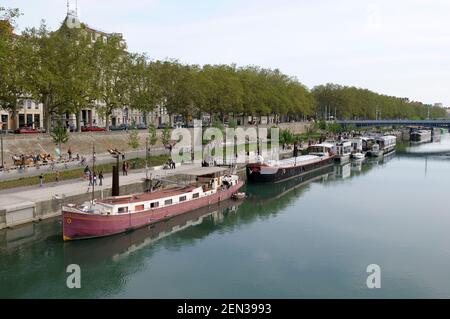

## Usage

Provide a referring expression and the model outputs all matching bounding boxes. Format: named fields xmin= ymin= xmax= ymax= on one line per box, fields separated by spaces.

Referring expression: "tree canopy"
xmin=0 ymin=6 xmax=446 ymax=132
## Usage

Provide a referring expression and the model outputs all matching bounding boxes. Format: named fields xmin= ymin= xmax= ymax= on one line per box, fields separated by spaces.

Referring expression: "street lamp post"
xmin=1 ymin=131 xmax=4 ymax=170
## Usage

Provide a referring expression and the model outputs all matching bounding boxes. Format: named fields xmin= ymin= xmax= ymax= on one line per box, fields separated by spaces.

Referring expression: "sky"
xmin=3 ymin=0 xmax=450 ymax=106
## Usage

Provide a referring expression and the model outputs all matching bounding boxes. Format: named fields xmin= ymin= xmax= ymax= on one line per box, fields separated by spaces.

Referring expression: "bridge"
xmin=337 ymin=119 xmax=450 ymax=128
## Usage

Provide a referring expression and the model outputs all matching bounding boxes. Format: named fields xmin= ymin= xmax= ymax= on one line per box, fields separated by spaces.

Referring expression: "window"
xmin=192 ymin=193 xmax=199 ymax=199
xmin=118 ymin=207 xmax=128 ymax=214
xmin=19 ymin=114 xmax=25 ymax=127
xmin=135 ymin=205 xmax=144 ymax=212
xmin=26 ymin=114 xmax=33 ymax=127
xmin=164 ymin=199 xmax=173 ymax=205
xmin=27 ymin=100 xmax=32 ymax=109
xmin=151 ymin=202 xmax=159 ymax=208
xmin=1 ymin=115 xmax=7 ymax=130
xmin=179 ymin=196 xmax=187 ymax=202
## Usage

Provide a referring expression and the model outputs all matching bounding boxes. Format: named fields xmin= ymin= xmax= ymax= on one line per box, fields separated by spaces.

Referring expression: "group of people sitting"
xmin=11 ymin=153 xmax=56 ymax=168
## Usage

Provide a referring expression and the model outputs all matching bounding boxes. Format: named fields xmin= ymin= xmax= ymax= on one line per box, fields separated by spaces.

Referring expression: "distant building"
xmin=0 ymin=99 xmax=44 ymax=131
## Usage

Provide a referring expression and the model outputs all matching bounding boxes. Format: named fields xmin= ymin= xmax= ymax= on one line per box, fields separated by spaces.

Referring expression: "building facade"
xmin=0 ymin=98 xmax=44 ymax=131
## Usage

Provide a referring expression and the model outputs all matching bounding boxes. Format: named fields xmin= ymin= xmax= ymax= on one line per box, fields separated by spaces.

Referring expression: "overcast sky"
xmin=4 ymin=0 xmax=450 ymax=106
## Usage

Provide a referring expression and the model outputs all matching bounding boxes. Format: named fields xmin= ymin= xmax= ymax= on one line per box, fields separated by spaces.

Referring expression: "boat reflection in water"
xmin=246 ymin=165 xmax=335 ymax=203
xmin=335 ymin=162 xmax=351 ymax=179
xmin=64 ymin=199 xmax=243 ymax=265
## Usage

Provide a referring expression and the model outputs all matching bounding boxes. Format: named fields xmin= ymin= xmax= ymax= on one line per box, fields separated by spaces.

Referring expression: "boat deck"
xmin=98 ymin=186 xmax=198 ymax=205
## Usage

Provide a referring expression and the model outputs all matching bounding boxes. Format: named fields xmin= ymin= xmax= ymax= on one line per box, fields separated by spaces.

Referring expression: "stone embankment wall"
xmin=0 ymin=180 xmax=151 ymax=230
xmin=1 ymin=122 xmax=310 ymax=165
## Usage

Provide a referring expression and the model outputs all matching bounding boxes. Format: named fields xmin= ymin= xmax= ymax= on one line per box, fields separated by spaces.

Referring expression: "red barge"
xmin=62 ymin=168 xmax=244 ymax=241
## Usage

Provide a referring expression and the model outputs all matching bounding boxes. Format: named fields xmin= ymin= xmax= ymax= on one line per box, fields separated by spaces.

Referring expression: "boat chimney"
xmin=112 ymin=164 xmax=120 ymax=196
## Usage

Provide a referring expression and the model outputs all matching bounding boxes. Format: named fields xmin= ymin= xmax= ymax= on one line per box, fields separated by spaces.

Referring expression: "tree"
xmin=147 ymin=124 xmax=158 ymax=151
xmin=58 ymin=24 xmax=102 ymax=132
xmin=199 ymin=64 xmax=243 ymax=123
xmin=128 ymin=129 xmax=140 ymax=165
xmin=161 ymin=125 xmax=171 ymax=154
xmin=22 ymin=23 xmax=70 ymax=132
xmin=50 ymin=124 xmax=69 ymax=155
xmin=0 ymin=8 xmax=31 ymax=130
xmin=97 ymin=34 xmax=131 ymax=130
xmin=127 ymin=55 xmax=163 ymax=122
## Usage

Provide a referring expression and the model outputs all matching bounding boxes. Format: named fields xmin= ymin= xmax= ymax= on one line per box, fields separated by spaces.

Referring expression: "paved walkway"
xmin=0 ymin=147 xmax=168 ymax=182
xmin=0 ymin=163 xmax=201 ymax=208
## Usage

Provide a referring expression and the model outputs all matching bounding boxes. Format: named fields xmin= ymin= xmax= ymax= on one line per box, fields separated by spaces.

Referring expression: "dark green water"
xmin=2 ymin=134 xmax=450 ymax=299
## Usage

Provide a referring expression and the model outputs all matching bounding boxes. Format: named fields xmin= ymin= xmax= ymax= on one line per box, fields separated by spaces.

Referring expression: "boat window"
xmin=135 ymin=205 xmax=144 ymax=212
xmin=164 ymin=199 xmax=173 ymax=205
xmin=118 ymin=207 xmax=128 ymax=214
xmin=151 ymin=202 xmax=159 ymax=208
xmin=193 ymin=193 xmax=199 ymax=199
xmin=179 ymin=196 xmax=187 ymax=202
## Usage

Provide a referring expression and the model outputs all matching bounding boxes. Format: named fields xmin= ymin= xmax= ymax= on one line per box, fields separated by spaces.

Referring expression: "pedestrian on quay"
xmin=55 ymin=170 xmax=60 ymax=183
xmin=98 ymin=171 xmax=104 ymax=186
xmin=122 ymin=161 xmax=128 ymax=176
xmin=39 ymin=173 xmax=44 ymax=187
xmin=93 ymin=171 xmax=97 ymax=186
xmin=67 ymin=146 xmax=72 ymax=160
xmin=88 ymin=170 xmax=93 ymax=186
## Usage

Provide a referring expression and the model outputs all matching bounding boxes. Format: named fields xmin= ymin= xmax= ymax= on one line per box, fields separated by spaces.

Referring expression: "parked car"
xmin=81 ymin=125 xmax=106 ymax=132
xmin=110 ymin=123 xmax=134 ymax=131
xmin=14 ymin=127 xmax=41 ymax=134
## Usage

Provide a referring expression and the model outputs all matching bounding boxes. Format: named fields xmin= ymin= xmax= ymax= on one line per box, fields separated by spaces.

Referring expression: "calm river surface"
xmin=2 ymin=133 xmax=450 ymax=298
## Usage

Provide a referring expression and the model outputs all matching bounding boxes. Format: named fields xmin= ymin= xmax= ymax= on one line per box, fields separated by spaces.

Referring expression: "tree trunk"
xmin=75 ymin=111 xmax=81 ymax=133
xmin=105 ymin=110 xmax=111 ymax=131
xmin=10 ymin=105 xmax=18 ymax=130
xmin=43 ymin=94 xmax=51 ymax=133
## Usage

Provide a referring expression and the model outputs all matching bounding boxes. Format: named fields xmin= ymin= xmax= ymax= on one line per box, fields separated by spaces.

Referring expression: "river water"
xmin=1 ymin=133 xmax=450 ymax=299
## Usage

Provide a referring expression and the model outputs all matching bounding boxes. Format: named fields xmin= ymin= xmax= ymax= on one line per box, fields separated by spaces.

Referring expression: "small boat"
xmin=232 ymin=192 xmax=247 ymax=200
xmin=351 ymin=152 xmax=365 ymax=160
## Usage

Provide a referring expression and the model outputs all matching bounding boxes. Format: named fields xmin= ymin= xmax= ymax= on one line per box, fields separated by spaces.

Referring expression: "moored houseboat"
xmin=410 ymin=129 xmax=432 ymax=143
xmin=334 ymin=140 xmax=352 ymax=163
xmin=246 ymin=143 xmax=335 ymax=183
xmin=367 ymin=135 xmax=397 ymax=157
xmin=62 ymin=168 xmax=244 ymax=241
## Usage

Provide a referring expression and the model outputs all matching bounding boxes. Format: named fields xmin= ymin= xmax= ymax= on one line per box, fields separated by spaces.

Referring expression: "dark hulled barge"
xmin=246 ymin=143 xmax=335 ymax=183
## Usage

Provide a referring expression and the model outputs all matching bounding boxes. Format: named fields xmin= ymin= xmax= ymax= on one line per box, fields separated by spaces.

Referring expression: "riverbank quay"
xmin=0 ymin=163 xmax=198 ymax=230
xmin=0 ymin=145 xmax=298 ymax=230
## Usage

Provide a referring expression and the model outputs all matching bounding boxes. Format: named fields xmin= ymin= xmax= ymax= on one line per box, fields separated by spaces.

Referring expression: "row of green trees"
xmin=0 ymin=7 xmax=446 ymax=133
xmin=312 ymin=84 xmax=446 ymax=120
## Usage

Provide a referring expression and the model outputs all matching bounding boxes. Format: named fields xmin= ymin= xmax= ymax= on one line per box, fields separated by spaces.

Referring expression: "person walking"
xmin=98 ymin=171 xmax=104 ymax=186
xmin=122 ymin=161 xmax=127 ymax=176
xmin=67 ymin=146 xmax=72 ymax=160
xmin=55 ymin=170 xmax=60 ymax=183
xmin=93 ymin=172 xmax=97 ymax=186
xmin=88 ymin=170 xmax=93 ymax=186
xmin=39 ymin=173 xmax=44 ymax=187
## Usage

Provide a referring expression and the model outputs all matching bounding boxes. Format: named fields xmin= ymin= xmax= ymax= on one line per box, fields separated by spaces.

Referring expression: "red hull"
xmin=63 ymin=181 xmax=244 ymax=241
